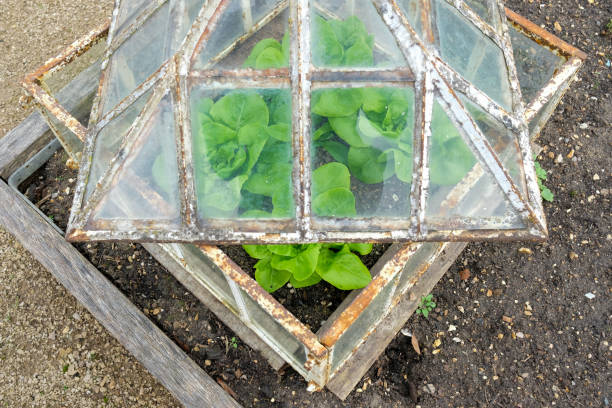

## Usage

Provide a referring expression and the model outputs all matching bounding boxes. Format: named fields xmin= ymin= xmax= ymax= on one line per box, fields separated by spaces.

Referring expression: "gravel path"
xmin=0 ymin=1 xmax=179 ymax=406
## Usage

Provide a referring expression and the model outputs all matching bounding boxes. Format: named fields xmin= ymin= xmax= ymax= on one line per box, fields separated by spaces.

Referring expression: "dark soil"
xmin=21 ymin=1 xmax=611 ymax=407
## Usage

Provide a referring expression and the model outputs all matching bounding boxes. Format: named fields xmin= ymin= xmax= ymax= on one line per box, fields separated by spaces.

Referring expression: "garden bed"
xmin=9 ymin=1 xmax=607 ymax=406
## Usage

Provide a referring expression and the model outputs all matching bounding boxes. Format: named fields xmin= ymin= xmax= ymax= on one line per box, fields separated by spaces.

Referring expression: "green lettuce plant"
xmin=190 ymin=89 xmax=294 ymax=218
xmin=152 ymin=15 xmax=479 ymax=212
xmin=243 ymin=243 xmax=373 ymax=292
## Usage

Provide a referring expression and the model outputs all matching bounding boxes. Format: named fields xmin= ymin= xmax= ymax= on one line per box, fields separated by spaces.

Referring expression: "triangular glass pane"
xmin=85 ymin=88 xmax=153 ymax=201
xmin=189 ymin=86 xmax=295 ymax=219
xmin=310 ymin=86 xmax=415 ymax=218
xmin=91 ymin=92 xmax=180 ymax=222
xmin=171 ymin=0 xmax=208 ymax=52
xmin=426 ymin=101 xmax=524 ymax=228
xmin=310 ymin=0 xmax=407 ymax=68
xmin=101 ymin=3 xmax=172 ymax=116
xmin=433 ymin=0 xmax=512 ymax=111
xmin=192 ymin=0 xmax=289 ymax=70
xmin=460 ymin=95 xmax=527 ymax=198
xmin=396 ymin=0 xmax=426 ymax=43
xmin=510 ymin=27 xmax=565 ymax=105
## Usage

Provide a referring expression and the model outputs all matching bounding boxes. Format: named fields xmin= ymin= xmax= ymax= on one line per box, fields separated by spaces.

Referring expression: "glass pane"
xmin=44 ymin=41 xmax=106 ymax=96
xmin=193 ymin=0 xmax=288 ymax=70
xmin=114 ymin=0 xmax=151 ymax=37
xmin=434 ymin=0 xmax=512 ymax=111
xmin=510 ymin=27 xmax=565 ymax=105
xmin=311 ymin=0 xmax=406 ymax=68
xmin=311 ymin=87 xmax=414 ymax=218
xmin=102 ymin=3 xmax=172 ymax=115
xmin=189 ymin=87 xmax=295 ymax=219
xmin=396 ymin=0 xmax=425 ymax=41
xmin=461 ymin=96 xmax=527 ymax=197
xmin=239 ymin=289 xmax=308 ymax=371
xmin=252 ymin=0 xmax=286 ymax=22
xmin=427 ymin=101 xmax=523 ymax=227
xmin=464 ymin=0 xmax=499 ymax=28
xmin=41 ymin=106 xmax=84 ymax=158
xmin=528 ymin=86 xmax=563 ymax=137
xmin=171 ymin=244 xmax=238 ymax=310
xmin=85 ymin=89 xmax=152 ymax=201
xmin=171 ymin=0 xmax=207 ymax=52
xmin=216 ymin=9 xmax=289 ymax=70
xmin=93 ymin=92 xmax=180 ymax=222
xmin=330 ymin=278 xmax=396 ymax=374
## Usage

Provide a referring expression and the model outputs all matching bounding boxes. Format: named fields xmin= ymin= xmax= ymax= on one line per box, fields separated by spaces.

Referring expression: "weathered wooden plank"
xmin=143 ymin=243 xmax=287 ymax=370
xmin=0 ymin=112 xmax=54 ymax=180
xmin=0 ymin=180 xmax=241 ymax=408
xmin=325 ymin=242 xmax=467 ymax=400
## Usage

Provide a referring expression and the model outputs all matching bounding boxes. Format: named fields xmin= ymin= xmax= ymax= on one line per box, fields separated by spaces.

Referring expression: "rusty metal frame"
xmin=21 ymin=21 xmax=110 ymax=160
xmin=21 ymin=1 xmax=586 ymax=392
xmin=22 ymin=0 xmax=586 ymax=244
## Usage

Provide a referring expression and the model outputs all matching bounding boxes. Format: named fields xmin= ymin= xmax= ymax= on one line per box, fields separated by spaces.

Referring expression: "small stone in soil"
xmin=423 ymin=384 xmax=436 ymax=394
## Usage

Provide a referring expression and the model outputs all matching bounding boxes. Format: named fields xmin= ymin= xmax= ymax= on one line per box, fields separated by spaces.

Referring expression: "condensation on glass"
xmin=66 ymin=0 xmax=558 ymax=244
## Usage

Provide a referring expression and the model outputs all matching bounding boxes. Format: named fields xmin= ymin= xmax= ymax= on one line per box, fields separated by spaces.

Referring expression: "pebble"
xmin=593 ymin=174 xmax=600 ymax=181
xmin=448 ymin=324 xmax=457 ymax=332
xmin=516 ymin=332 xmax=525 ymax=339
xmin=579 ymin=123 xmax=588 ymax=129
xmin=518 ymin=247 xmax=532 ymax=255
xmin=554 ymin=154 xmax=563 ymax=164
xmin=584 ymin=292 xmax=595 ymax=299
xmin=423 ymin=384 xmax=436 ymax=394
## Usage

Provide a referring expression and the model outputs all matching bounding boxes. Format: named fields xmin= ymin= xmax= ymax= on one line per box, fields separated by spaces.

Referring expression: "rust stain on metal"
xmin=197 ymin=244 xmax=328 ymax=359
xmin=505 ymin=8 xmax=587 ymax=60
xmin=419 ymin=0 xmax=434 ymax=45
xmin=190 ymin=0 xmax=232 ymax=69
xmin=23 ymin=21 xmax=109 ymax=85
xmin=319 ymin=243 xmax=420 ymax=347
